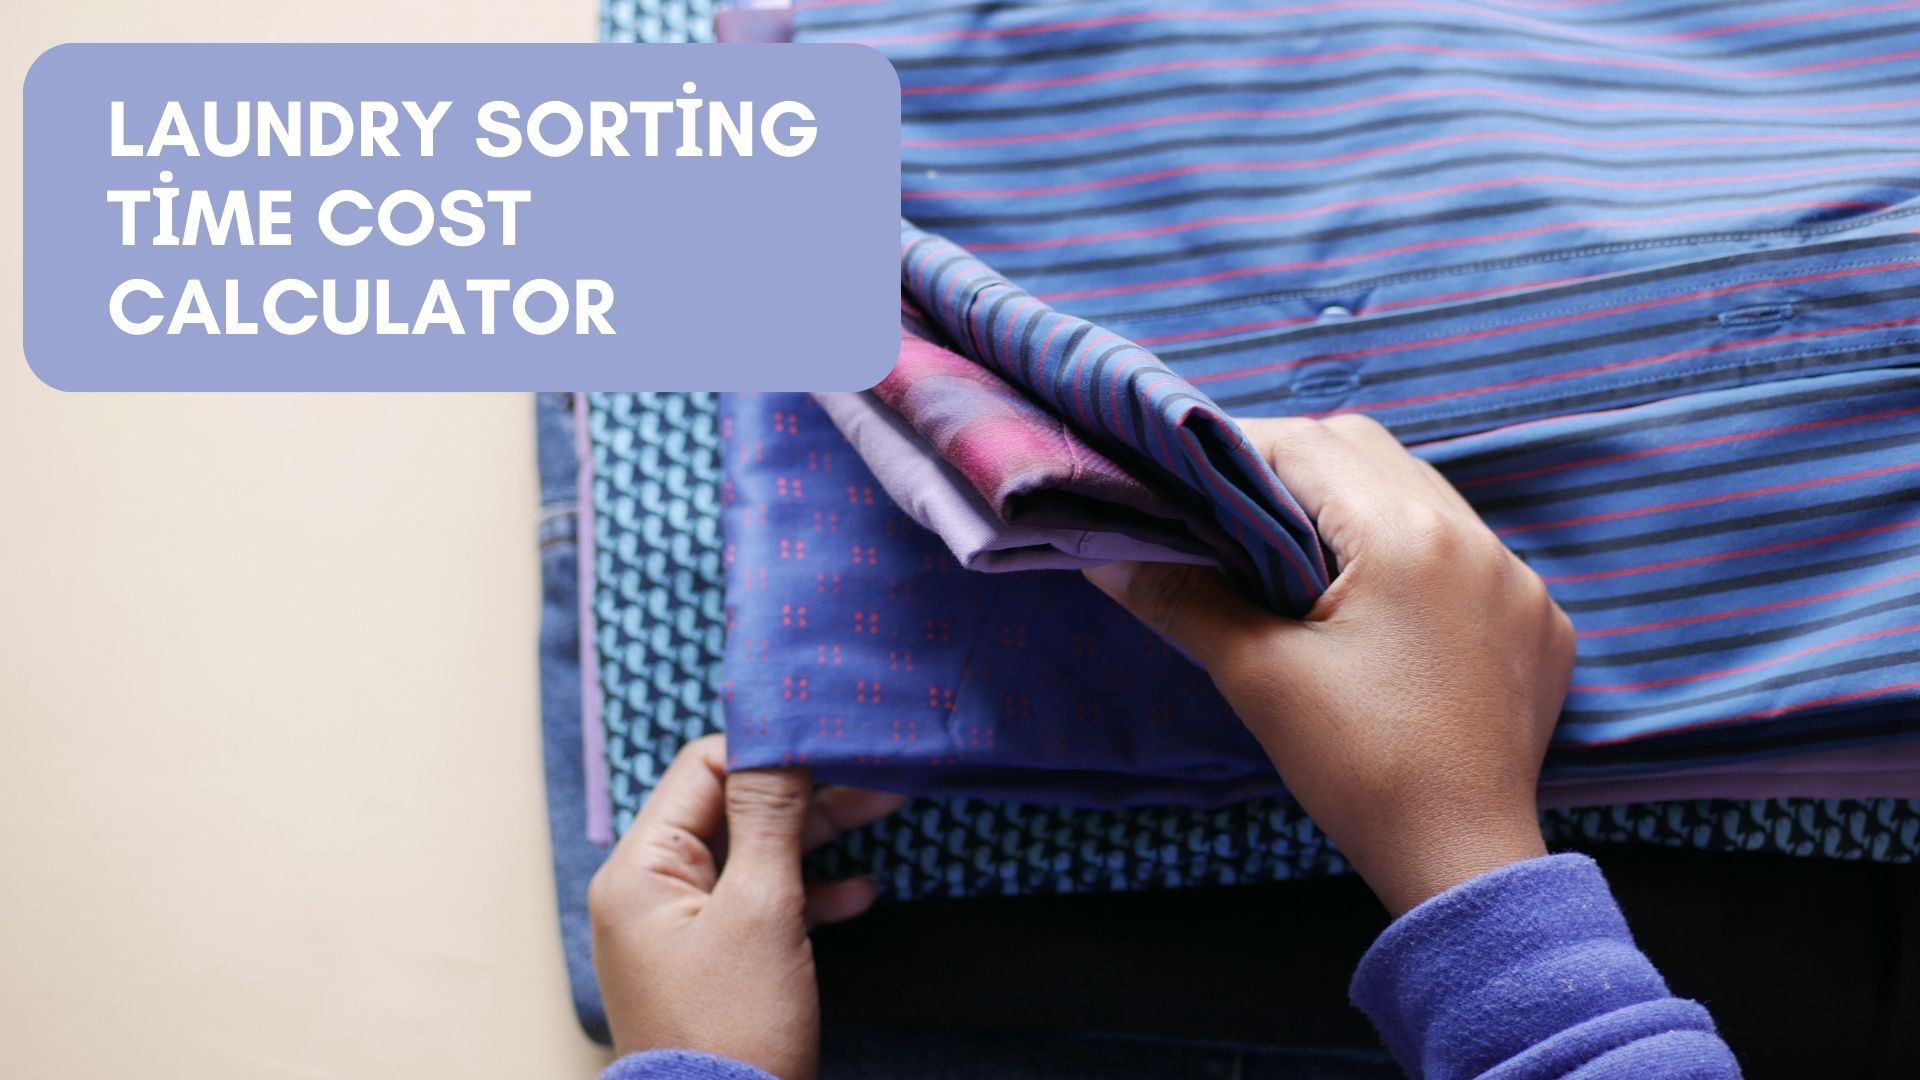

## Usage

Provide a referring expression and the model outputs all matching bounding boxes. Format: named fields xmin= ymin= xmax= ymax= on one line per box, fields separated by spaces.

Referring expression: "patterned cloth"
xmin=602 ymin=0 xmax=715 ymax=43
xmin=589 ymin=392 xmax=730 ymax=832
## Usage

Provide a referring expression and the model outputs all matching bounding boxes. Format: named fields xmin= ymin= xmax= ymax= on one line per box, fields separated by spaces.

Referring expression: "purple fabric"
xmin=723 ymin=392 xmax=1269 ymax=806
xmin=813 ymin=388 xmax=1217 ymax=571
xmin=1352 ymin=854 xmax=1739 ymax=1078
xmin=575 ymin=392 xmax=612 ymax=846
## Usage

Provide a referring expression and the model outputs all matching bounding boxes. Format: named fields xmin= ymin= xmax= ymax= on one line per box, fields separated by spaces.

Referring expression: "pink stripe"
xmin=1501 ymin=460 xmax=1920 ymax=536
xmin=1574 ymin=624 xmax=1920 ymax=693
xmin=1186 ymin=258 xmax=1920 ymax=387
xmin=1463 ymin=406 xmax=1920 ymax=489
xmin=907 ymin=132 xmax=1920 ymax=202
xmin=1554 ymin=679 xmax=1920 ymax=747
xmin=899 ymin=42 xmax=1920 ymax=95
xmin=905 ymin=91 xmax=1920 ymax=149
xmin=1132 ymin=273 xmax=1608 ymax=347
xmin=874 ymin=1 xmax=1912 ymax=50
xmin=1543 ymin=518 xmax=1920 ymax=584
xmin=1340 ymin=311 xmax=1920 ymax=417
xmin=1579 ymin=569 xmax=1920 ymax=640
xmin=970 ymin=160 xmax=1920 ymax=254
xmin=1039 ymin=199 xmax=1889 ymax=304
xmin=1132 ymin=369 xmax=1187 ymax=469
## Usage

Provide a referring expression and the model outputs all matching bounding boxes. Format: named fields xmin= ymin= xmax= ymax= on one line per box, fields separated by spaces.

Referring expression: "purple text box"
xmin=23 ymin=43 xmax=901 ymax=391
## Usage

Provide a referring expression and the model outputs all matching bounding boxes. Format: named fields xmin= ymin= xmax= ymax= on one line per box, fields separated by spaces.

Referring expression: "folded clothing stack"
xmin=717 ymin=0 xmax=1920 ymax=805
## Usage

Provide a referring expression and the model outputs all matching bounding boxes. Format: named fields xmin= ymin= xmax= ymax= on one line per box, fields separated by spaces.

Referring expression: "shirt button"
xmin=1318 ymin=304 xmax=1354 ymax=320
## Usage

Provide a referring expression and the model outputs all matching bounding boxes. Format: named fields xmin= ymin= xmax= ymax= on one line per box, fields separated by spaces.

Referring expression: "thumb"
xmin=719 ymin=766 xmax=813 ymax=895
xmin=1082 ymin=561 xmax=1274 ymax=673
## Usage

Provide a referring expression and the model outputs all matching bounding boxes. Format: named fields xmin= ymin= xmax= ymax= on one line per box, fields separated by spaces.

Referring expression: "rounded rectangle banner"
xmin=23 ymin=43 xmax=902 ymax=391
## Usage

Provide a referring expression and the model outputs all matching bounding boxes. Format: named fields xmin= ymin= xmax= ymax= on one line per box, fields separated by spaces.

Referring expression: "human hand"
xmin=1084 ymin=415 xmax=1574 ymax=916
xmin=588 ymin=734 xmax=905 ymax=1077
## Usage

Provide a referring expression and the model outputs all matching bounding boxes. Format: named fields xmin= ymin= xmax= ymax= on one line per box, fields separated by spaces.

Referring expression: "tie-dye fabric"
xmin=821 ymin=302 xmax=1233 ymax=570
xmin=813 ymin=388 xmax=1217 ymax=570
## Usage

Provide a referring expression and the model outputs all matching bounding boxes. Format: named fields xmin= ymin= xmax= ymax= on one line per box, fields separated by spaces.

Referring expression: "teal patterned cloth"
xmin=601 ymin=0 xmax=714 ymax=43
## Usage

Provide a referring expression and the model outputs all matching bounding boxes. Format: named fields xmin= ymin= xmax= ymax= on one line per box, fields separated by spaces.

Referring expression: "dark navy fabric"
xmin=714 ymin=0 xmax=1920 ymax=797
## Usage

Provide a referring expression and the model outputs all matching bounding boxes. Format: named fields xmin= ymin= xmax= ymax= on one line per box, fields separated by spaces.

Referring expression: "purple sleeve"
xmin=599 ymin=1050 xmax=777 ymax=1080
xmin=1351 ymin=854 xmax=1742 ymax=1079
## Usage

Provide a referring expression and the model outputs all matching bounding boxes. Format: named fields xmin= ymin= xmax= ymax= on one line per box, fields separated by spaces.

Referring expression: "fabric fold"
xmin=897 ymin=223 xmax=1332 ymax=614
xmin=814 ymin=387 xmax=1217 ymax=571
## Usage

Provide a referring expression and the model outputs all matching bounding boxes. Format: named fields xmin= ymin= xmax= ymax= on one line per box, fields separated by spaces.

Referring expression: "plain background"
xmin=0 ymin=2 xmax=615 ymax=1076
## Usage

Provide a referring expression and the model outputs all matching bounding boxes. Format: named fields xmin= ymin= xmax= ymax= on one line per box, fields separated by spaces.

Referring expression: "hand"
xmin=1084 ymin=415 xmax=1574 ymax=916
xmin=588 ymin=734 xmax=905 ymax=1077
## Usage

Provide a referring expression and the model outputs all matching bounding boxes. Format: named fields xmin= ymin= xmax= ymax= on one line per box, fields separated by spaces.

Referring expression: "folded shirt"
xmin=898 ymin=223 xmax=1332 ymax=614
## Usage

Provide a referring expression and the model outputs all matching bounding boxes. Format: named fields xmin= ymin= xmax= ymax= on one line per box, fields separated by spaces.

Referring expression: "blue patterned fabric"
xmin=589 ymin=392 xmax=730 ymax=833
xmin=602 ymin=0 xmax=715 ymax=43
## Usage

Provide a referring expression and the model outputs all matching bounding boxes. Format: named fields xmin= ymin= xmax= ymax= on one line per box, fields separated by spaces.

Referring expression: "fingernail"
xmin=1082 ymin=561 xmax=1134 ymax=597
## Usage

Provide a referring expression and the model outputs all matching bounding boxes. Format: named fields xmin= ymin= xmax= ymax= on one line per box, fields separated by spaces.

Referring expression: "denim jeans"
xmin=537 ymin=391 xmax=614 ymax=1043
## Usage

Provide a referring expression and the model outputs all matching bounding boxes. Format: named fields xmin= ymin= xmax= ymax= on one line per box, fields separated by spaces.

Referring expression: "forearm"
xmin=1352 ymin=854 xmax=1741 ymax=1079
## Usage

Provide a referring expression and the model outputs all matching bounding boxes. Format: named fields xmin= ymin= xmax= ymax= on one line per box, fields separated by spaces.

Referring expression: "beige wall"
xmin=0 ymin=3 xmax=613 ymax=1077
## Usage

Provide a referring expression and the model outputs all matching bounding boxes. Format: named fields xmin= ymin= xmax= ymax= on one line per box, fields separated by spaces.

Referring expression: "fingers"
xmin=599 ymin=734 xmax=729 ymax=896
xmin=1239 ymin=417 xmax=1381 ymax=526
xmin=1324 ymin=414 xmax=1480 ymax=521
xmin=631 ymin=734 xmax=729 ymax=839
xmin=719 ymin=766 xmax=814 ymax=896
xmin=803 ymin=786 xmax=907 ymax=853
xmin=1082 ymin=561 xmax=1276 ymax=672
xmin=804 ymin=877 xmax=878 ymax=927
xmin=1242 ymin=414 xmax=1493 ymax=567
xmin=1238 ymin=418 xmax=1404 ymax=562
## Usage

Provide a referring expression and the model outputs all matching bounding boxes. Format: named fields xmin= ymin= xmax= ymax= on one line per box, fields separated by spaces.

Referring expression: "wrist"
xmin=1358 ymin=815 xmax=1548 ymax=917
